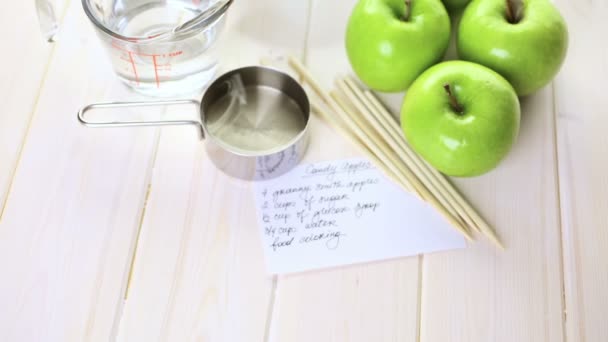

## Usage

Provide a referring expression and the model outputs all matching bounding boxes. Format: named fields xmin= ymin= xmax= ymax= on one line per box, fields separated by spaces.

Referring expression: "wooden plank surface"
xmin=268 ymin=1 xmax=422 ymax=341
xmin=115 ymin=1 xmax=313 ymax=341
xmin=414 ymin=4 xmax=564 ymax=341
xmin=420 ymin=87 xmax=564 ymax=341
xmin=0 ymin=0 xmax=67 ymax=216
xmin=0 ymin=0 xmax=606 ymax=341
xmin=0 ymin=2 xmax=158 ymax=341
xmin=554 ymin=1 xmax=608 ymax=341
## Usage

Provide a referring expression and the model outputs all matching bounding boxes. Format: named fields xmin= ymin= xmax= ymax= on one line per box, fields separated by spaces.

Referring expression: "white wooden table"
xmin=0 ymin=1 xmax=606 ymax=341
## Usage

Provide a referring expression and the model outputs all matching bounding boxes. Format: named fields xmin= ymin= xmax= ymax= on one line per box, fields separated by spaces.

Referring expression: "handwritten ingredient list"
xmin=254 ymin=158 xmax=466 ymax=274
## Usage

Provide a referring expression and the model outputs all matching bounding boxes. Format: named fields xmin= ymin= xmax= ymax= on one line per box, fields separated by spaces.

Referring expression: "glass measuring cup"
xmin=35 ymin=0 xmax=233 ymax=96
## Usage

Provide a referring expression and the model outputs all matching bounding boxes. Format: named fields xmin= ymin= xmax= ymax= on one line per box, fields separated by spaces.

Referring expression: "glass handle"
xmin=35 ymin=0 xmax=59 ymax=42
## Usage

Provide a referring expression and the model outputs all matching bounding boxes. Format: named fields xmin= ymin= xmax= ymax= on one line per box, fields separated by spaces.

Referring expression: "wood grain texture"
xmin=0 ymin=1 xmax=605 ymax=341
xmin=554 ymin=1 xmax=608 ymax=341
xmin=0 ymin=2 xmax=158 ymax=341
xmin=0 ymin=0 xmax=68 ymax=216
xmin=268 ymin=1 xmax=421 ymax=341
xmin=115 ymin=1 xmax=313 ymax=341
xmin=420 ymin=85 xmax=564 ymax=340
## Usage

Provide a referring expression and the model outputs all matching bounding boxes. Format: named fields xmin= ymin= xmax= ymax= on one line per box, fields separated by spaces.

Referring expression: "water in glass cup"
xmin=86 ymin=0 xmax=229 ymax=96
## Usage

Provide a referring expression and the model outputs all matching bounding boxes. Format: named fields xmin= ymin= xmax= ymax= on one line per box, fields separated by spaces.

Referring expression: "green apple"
xmin=441 ymin=0 xmax=471 ymax=12
xmin=401 ymin=61 xmax=520 ymax=177
xmin=457 ymin=0 xmax=568 ymax=96
xmin=346 ymin=0 xmax=451 ymax=92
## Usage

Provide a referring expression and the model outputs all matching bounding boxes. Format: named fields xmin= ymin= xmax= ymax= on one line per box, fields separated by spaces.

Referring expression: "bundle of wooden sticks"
xmin=287 ymin=56 xmax=503 ymax=249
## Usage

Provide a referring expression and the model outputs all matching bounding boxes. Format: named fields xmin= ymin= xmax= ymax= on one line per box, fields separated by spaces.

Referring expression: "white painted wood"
xmin=0 ymin=2 xmax=159 ymax=341
xmin=268 ymin=1 xmax=421 ymax=341
xmin=115 ymin=1 xmax=314 ymax=341
xmin=420 ymin=88 xmax=564 ymax=341
xmin=274 ymin=1 xmax=564 ymax=341
xmin=270 ymin=261 xmax=421 ymax=342
xmin=0 ymin=0 xmax=68 ymax=216
xmin=0 ymin=1 xmax=605 ymax=341
xmin=554 ymin=1 xmax=608 ymax=341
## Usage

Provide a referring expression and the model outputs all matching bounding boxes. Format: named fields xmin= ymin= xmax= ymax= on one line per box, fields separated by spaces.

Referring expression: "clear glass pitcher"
xmin=35 ymin=0 xmax=233 ymax=96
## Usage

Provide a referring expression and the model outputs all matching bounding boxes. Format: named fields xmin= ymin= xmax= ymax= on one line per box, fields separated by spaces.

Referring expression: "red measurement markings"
xmin=111 ymin=42 xmax=184 ymax=57
xmin=152 ymin=55 xmax=160 ymax=88
xmin=127 ymin=52 xmax=140 ymax=85
xmin=111 ymin=42 xmax=183 ymax=88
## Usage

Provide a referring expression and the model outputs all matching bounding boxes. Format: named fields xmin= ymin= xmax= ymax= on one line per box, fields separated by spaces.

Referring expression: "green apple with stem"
xmin=441 ymin=0 xmax=471 ymax=12
xmin=457 ymin=0 xmax=568 ymax=96
xmin=346 ymin=0 xmax=451 ymax=92
xmin=401 ymin=61 xmax=520 ymax=177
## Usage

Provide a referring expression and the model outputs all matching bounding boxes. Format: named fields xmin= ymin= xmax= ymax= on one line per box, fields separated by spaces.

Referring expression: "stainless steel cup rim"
xmin=199 ymin=66 xmax=311 ymax=157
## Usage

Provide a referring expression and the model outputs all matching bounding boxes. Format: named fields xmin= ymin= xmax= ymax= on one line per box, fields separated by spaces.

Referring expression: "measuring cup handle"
xmin=77 ymin=99 xmax=205 ymax=139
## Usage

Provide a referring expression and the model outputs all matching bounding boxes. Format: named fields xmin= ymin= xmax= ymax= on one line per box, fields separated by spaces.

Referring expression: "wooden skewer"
xmin=329 ymin=91 xmax=473 ymax=240
xmin=355 ymin=88 xmax=479 ymax=232
xmin=328 ymin=92 xmax=427 ymax=197
xmin=328 ymin=93 xmax=426 ymax=197
xmin=336 ymin=77 xmax=466 ymax=227
xmin=310 ymin=101 xmax=415 ymax=194
xmin=362 ymin=88 xmax=504 ymax=249
xmin=342 ymin=77 xmax=482 ymax=236
xmin=288 ymin=56 xmax=474 ymax=241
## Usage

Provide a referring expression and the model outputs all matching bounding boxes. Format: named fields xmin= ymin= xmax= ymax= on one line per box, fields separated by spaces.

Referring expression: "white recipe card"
xmin=254 ymin=158 xmax=466 ymax=274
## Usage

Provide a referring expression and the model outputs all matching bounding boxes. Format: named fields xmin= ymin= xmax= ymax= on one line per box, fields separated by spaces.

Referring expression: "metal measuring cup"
xmin=78 ymin=66 xmax=311 ymax=180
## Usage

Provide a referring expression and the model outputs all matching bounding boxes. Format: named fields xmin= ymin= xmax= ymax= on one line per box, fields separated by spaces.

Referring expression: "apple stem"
xmin=403 ymin=0 xmax=412 ymax=21
xmin=444 ymin=84 xmax=464 ymax=114
xmin=505 ymin=0 xmax=521 ymax=24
